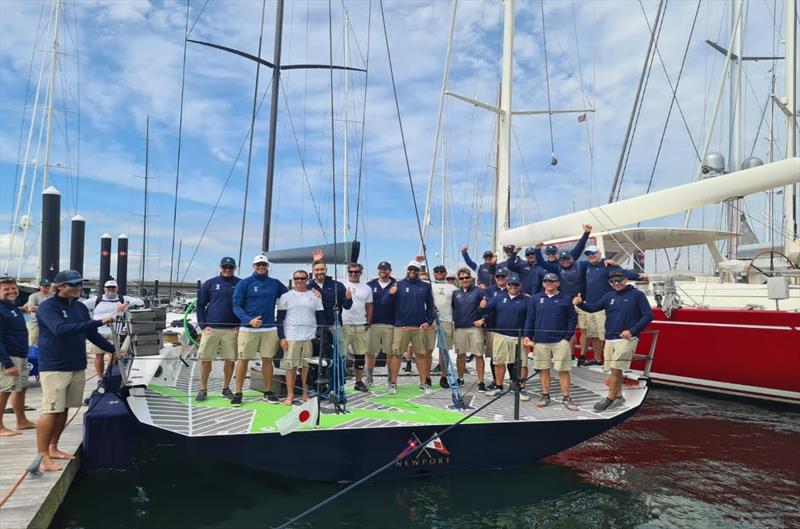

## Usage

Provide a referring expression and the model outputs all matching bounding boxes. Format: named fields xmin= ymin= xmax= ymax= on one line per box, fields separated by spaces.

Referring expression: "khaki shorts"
xmin=492 ymin=333 xmax=521 ymax=365
xmin=342 ymin=325 xmax=368 ymax=356
xmin=425 ymin=321 xmax=454 ymax=351
xmin=41 ymin=370 xmax=85 ymax=413
xmin=237 ymin=331 xmax=279 ymax=360
xmin=581 ymin=309 xmax=606 ymax=339
xmin=454 ymin=327 xmax=485 ymax=356
xmin=603 ymin=339 xmax=638 ymax=371
xmin=392 ymin=327 xmax=428 ymax=357
xmin=88 ymin=339 xmax=112 ymax=356
xmin=367 ymin=324 xmax=393 ymax=355
xmin=484 ymin=331 xmax=495 ymax=358
xmin=533 ymin=340 xmax=572 ymax=371
xmin=197 ymin=327 xmax=238 ymax=361
xmin=0 ymin=357 xmax=30 ymax=393
xmin=284 ymin=340 xmax=313 ymax=369
xmin=27 ymin=320 xmax=38 ymax=347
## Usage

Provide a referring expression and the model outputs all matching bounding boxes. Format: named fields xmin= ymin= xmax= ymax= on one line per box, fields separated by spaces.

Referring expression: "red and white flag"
xmin=276 ymin=398 xmax=319 ymax=435
xmin=425 ymin=435 xmax=450 ymax=456
xmin=577 ymin=113 xmax=587 ymax=123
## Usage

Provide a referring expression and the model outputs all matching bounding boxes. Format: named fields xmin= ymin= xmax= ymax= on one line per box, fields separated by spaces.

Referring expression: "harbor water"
xmin=51 ymin=387 xmax=800 ymax=529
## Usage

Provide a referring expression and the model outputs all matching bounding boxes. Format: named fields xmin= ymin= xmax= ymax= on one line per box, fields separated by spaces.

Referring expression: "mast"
xmin=42 ymin=0 xmax=61 ymax=189
xmin=262 ymin=0 xmax=285 ymax=253
xmin=140 ymin=115 xmax=150 ymax=286
xmin=496 ymin=0 xmax=514 ymax=241
xmin=784 ymin=0 xmax=797 ymax=244
xmin=343 ymin=9 xmax=350 ymax=243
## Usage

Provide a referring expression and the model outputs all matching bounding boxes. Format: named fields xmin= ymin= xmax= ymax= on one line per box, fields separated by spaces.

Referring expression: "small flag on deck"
xmin=276 ymin=398 xmax=318 ymax=435
xmin=425 ymin=435 xmax=450 ymax=456
xmin=577 ymin=113 xmax=587 ymax=123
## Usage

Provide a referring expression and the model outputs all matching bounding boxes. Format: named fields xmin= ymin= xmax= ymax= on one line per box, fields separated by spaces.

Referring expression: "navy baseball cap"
xmin=39 ymin=278 xmax=51 ymax=286
xmin=524 ymin=247 xmax=536 ymax=255
xmin=433 ymin=265 xmax=447 ymax=273
xmin=220 ymin=256 xmax=236 ymax=267
xmin=507 ymin=274 xmax=522 ymax=285
xmin=482 ymin=250 xmax=494 ymax=258
xmin=609 ymin=269 xmax=626 ymax=280
xmin=54 ymin=269 xmax=83 ymax=285
xmin=558 ymin=250 xmax=572 ymax=260
xmin=502 ymin=244 xmax=515 ymax=252
xmin=545 ymin=245 xmax=558 ymax=255
xmin=377 ymin=261 xmax=392 ymax=269
xmin=542 ymin=272 xmax=560 ymax=282
xmin=495 ymin=267 xmax=509 ymax=277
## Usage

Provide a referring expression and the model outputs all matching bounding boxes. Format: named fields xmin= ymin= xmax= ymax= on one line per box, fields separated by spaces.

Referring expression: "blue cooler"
xmin=27 ymin=345 xmax=39 ymax=379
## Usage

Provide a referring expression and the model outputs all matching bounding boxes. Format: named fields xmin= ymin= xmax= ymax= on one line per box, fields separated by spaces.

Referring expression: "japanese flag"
xmin=425 ymin=435 xmax=450 ymax=456
xmin=276 ymin=398 xmax=319 ymax=435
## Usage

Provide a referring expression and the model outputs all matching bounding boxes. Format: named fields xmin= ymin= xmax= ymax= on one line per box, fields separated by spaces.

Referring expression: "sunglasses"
xmin=458 ymin=276 xmax=471 ymax=280
xmin=495 ymin=274 xmax=507 ymax=278
xmin=254 ymin=262 xmax=268 ymax=266
xmin=66 ymin=281 xmax=83 ymax=287
xmin=105 ymin=286 xmax=117 ymax=289
xmin=348 ymin=270 xmax=362 ymax=274
xmin=221 ymin=265 xmax=235 ymax=270
xmin=508 ymin=283 xmax=521 ymax=287
xmin=609 ymin=278 xmax=625 ymax=284
xmin=407 ymin=268 xmax=420 ymax=272
xmin=293 ymin=277 xmax=308 ymax=281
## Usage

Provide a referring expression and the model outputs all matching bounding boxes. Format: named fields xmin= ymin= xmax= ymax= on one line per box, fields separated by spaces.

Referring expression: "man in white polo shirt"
xmin=342 ymin=262 xmax=373 ymax=392
xmin=277 ymin=270 xmax=324 ymax=405
xmin=429 ymin=265 xmax=457 ymax=389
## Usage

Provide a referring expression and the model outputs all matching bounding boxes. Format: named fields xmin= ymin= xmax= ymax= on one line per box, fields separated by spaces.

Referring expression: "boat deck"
xmin=134 ymin=359 xmax=646 ymax=437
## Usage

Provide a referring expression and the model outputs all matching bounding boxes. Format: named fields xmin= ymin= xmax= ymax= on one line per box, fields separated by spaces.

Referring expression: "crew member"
xmin=82 ymin=280 xmax=144 ymax=380
xmin=388 ymin=261 xmax=435 ymax=394
xmin=534 ymin=224 xmax=592 ymax=275
xmin=342 ymin=262 xmax=373 ymax=392
xmin=277 ymin=270 xmax=325 ymax=404
xmin=460 ymin=245 xmax=496 ymax=288
xmin=36 ymin=270 xmax=116 ymax=472
xmin=195 ymin=257 xmax=240 ymax=402
xmin=581 ymin=245 xmax=646 ymax=364
xmin=481 ymin=268 xmax=509 ymax=389
xmin=22 ymin=278 xmax=52 ymax=346
xmin=366 ymin=262 xmax=396 ymax=387
xmin=429 ymin=265 xmax=457 ymax=388
xmin=475 ymin=273 xmax=531 ymax=397
xmin=231 ymin=255 xmax=288 ymax=406
xmin=574 ymin=270 xmax=653 ymax=411
xmin=0 ymin=277 xmax=36 ymax=436
xmin=523 ymin=273 xmax=579 ymax=410
xmin=505 ymin=246 xmax=545 ymax=296
xmin=451 ymin=268 xmax=485 ymax=390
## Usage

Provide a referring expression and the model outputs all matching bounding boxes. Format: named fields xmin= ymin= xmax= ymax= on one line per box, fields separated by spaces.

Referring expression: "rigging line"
xmin=340 ymin=0 xmax=367 ymax=67
xmin=746 ymin=84 xmax=771 ymax=160
xmin=643 ymin=0 xmax=702 ymax=196
xmin=169 ymin=0 xmax=190 ymax=296
xmin=73 ymin=0 xmax=80 ymax=211
xmin=353 ymin=0 xmax=372 ymax=242
xmin=511 ymin=125 xmax=542 ymax=219
xmin=279 ymin=77 xmax=328 ymax=242
xmin=180 ymin=77 xmax=274 ymax=282
xmin=617 ymin=0 xmax=668 ymax=200
xmin=186 ymin=0 xmax=209 ymax=39
xmin=329 ymin=0 xmax=339 ymax=271
xmin=608 ymin=0 xmax=665 ymax=204
xmin=238 ymin=0 xmax=267 ymax=269
xmin=539 ymin=0 xmax=555 ymax=157
xmin=379 ymin=0 xmax=429 ymax=266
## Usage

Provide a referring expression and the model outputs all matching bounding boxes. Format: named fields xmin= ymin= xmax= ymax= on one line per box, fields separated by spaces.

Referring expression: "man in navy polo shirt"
xmin=0 ymin=276 xmax=36 ymax=436
xmin=195 ymin=256 xmax=241 ymax=402
xmin=460 ymin=245 xmax=496 ymax=288
xmin=366 ymin=261 xmax=396 ymax=386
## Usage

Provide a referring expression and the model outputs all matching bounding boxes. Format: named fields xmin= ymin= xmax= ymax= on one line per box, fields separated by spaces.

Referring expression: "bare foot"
xmin=0 ymin=427 xmax=21 ymax=437
xmin=16 ymin=420 xmax=37 ymax=430
xmin=39 ymin=457 xmax=62 ymax=472
xmin=282 ymin=398 xmax=293 ymax=406
xmin=48 ymin=449 xmax=76 ymax=460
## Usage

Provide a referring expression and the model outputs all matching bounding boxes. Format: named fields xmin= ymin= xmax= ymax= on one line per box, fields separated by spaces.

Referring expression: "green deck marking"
xmin=148 ymin=384 xmax=487 ymax=433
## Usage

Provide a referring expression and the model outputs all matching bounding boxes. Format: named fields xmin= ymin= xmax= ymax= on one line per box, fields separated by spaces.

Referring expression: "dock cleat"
xmin=593 ymin=397 xmax=614 ymax=411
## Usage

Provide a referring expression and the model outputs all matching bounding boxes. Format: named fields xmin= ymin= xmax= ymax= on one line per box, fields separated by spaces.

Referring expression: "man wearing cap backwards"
xmin=277 ymin=269 xmax=325 ymax=404
xmin=231 ymin=255 xmax=289 ymax=406
xmin=22 ymin=278 xmax=53 ymax=346
xmin=475 ymin=273 xmax=531 ymax=397
xmin=194 ymin=257 xmax=241 ymax=402
xmin=429 ymin=265 xmax=458 ymax=389
xmin=573 ymin=270 xmax=653 ymax=411
xmin=342 ymin=262 xmax=373 ymax=392
xmin=82 ymin=279 xmax=144 ymax=380
xmin=0 ymin=276 xmax=36 ymax=436
xmin=36 ymin=270 xmax=117 ymax=471
xmin=523 ymin=273 xmax=580 ymax=410
xmin=366 ymin=262 xmax=396 ymax=386
xmin=451 ymin=268 xmax=486 ymax=390
xmin=388 ymin=261 xmax=435 ymax=394
xmin=459 ymin=245 xmax=496 ymax=288
xmin=580 ymin=246 xmax=647 ymax=366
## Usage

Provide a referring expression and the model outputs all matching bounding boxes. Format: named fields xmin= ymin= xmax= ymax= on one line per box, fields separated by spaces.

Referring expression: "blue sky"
xmin=0 ymin=0 xmax=793 ymax=287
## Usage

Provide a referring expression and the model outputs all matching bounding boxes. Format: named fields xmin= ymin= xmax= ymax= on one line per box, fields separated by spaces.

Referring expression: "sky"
xmin=0 ymin=0 xmax=795 ymax=290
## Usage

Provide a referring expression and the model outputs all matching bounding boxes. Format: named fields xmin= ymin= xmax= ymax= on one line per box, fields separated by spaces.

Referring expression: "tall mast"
xmin=140 ymin=115 xmax=150 ymax=286
xmin=42 ymin=0 xmax=62 ymax=189
xmin=343 ymin=9 xmax=350 ymax=243
xmin=784 ymin=0 xmax=797 ymax=244
xmin=495 ymin=0 xmax=514 ymax=242
xmin=262 ymin=0 xmax=285 ymax=253
xmin=725 ymin=0 xmax=746 ymax=259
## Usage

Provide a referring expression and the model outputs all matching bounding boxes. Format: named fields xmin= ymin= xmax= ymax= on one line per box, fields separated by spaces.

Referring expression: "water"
xmin=51 ymin=387 xmax=800 ymax=529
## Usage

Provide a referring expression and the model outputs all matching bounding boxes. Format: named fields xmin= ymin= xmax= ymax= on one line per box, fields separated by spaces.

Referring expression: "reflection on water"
xmin=51 ymin=388 xmax=800 ymax=529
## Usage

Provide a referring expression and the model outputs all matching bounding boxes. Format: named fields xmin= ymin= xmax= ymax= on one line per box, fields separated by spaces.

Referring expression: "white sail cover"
xmin=499 ymin=158 xmax=800 ymax=246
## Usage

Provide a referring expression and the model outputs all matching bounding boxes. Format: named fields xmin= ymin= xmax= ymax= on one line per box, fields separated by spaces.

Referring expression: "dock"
xmin=0 ymin=367 xmax=95 ymax=529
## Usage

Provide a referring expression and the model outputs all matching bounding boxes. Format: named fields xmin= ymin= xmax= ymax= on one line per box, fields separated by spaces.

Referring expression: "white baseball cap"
xmin=406 ymin=260 xmax=422 ymax=270
xmin=104 ymin=280 xmax=118 ymax=288
xmin=252 ymin=255 xmax=270 ymax=265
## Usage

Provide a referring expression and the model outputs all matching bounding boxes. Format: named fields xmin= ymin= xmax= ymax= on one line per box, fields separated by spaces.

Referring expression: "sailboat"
xmin=114 ymin=0 xmax=658 ymax=482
